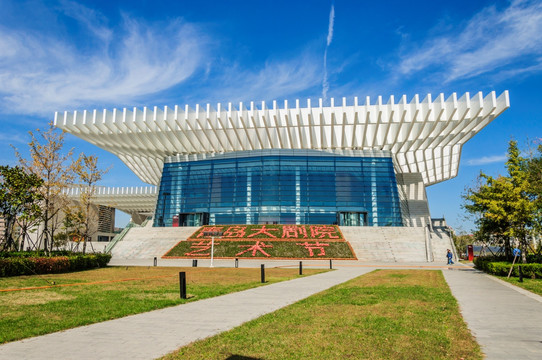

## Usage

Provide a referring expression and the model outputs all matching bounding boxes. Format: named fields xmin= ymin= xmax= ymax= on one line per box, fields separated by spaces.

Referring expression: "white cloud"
xmin=0 ymin=3 xmax=209 ymax=115
xmin=201 ymin=51 xmax=322 ymax=105
xmin=466 ymin=154 xmax=507 ymax=166
xmin=326 ymin=4 xmax=335 ymax=47
xmin=397 ymin=0 xmax=542 ymax=82
xmin=322 ymin=4 xmax=335 ymax=103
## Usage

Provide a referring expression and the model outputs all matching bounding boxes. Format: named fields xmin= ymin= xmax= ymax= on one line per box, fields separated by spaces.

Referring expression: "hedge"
xmin=0 ymin=250 xmax=72 ymax=259
xmin=0 ymin=253 xmax=111 ymax=277
xmin=474 ymin=257 xmax=542 ymax=279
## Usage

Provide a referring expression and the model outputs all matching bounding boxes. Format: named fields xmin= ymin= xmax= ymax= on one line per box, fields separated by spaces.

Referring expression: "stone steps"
xmin=341 ymin=227 xmax=428 ymax=262
xmin=112 ymin=227 xmax=198 ymax=259
xmin=430 ymin=227 xmax=456 ymax=263
xmin=111 ymin=225 xmax=454 ymax=262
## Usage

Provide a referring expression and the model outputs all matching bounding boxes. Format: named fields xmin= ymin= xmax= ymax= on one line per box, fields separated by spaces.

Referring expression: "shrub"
xmin=474 ymin=257 xmax=542 ymax=279
xmin=0 ymin=253 xmax=111 ymax=277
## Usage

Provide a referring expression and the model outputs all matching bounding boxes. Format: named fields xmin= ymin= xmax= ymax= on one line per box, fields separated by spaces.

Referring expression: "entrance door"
xmin=178 ymin=213 xmax=209 ymax=227
xmin=337 ymin=212 xmax=367 ymax=226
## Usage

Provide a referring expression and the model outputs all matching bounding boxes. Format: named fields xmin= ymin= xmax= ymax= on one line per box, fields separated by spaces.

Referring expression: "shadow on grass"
xmin=225 ymin=356 xmax=262 ymax=360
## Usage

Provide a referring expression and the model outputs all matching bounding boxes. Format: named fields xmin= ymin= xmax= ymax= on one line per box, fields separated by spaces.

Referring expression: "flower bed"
xmin=189 ymin=224 xmax=345 ymax=241
xmin=164 ymin=225 xmax=356 ymax=259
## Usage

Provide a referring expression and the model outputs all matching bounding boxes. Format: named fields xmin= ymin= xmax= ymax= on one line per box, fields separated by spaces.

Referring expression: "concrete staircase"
xmin=429 ymin=227 xmax=457 ymax=264
xmin=110 ymin=224 xmax=455 ymax=262
xmin=112 ymin=226 xmax=198 ymax=259
xmin=341 ymin=227 xmax=429 ymax=262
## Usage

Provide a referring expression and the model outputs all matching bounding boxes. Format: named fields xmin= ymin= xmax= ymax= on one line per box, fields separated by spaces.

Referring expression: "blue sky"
xmin=1 ymin=0 xmax=541 ymax=232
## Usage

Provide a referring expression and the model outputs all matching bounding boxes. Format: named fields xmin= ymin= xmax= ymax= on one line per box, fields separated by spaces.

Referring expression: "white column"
xmin=371 ymin=164 xmax=378 ymax=226
xmin=295 ymin=168 xmax=301 ymax=224
xmin=246 ymin=170 xmax=252 ymax=224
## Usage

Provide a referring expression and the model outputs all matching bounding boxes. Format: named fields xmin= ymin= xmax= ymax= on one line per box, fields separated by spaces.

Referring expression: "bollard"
xmin=153 ymin=257 xmax=157 ymax=267
xmin=235 ymin=258 xmax=239 ymax=268
xmin=179 ymin=272 xmax=187 ymax=299
xmin=261 ymin=264 xmax=265 ymax=283
xmin=519 ymin=265 xmax=524 ymax=282
xmin=299 ymin=261 xmax=303 ymax=275
xmin=192 ymin=259 xmax=198 ymax=267
xmin=330 ymin=259 xmax=332 ymax=269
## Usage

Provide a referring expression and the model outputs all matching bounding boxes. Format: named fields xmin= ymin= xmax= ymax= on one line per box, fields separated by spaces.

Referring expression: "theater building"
xmin=55 ymin=91 xmax=509 ymax=228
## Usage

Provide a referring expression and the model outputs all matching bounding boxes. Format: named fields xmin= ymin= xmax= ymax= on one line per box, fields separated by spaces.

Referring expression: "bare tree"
xmin=14 ymin=122 xmax=74 ymax=252
xmin=73 ymin=154 xmax=109 ymax=254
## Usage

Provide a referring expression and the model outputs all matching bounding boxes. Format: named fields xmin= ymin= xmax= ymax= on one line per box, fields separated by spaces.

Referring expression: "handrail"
xmin=425 ymin=225 xmax=434 ymax=262
xmin=139 ymin=217 xmax=152 ymax=228
xmin=104 ymin=221 xmax=137 ymax=253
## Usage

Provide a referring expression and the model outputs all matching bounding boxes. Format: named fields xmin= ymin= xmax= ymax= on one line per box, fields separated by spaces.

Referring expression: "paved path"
xmin=0 ymin=266 xmax=373 ymax=360
xmin=444 ymin=268 xmax=542 ymax=360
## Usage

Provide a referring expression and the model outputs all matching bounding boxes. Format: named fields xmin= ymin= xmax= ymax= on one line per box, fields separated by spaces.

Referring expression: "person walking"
xmin=446 ymin=249 xmax=454 ymax=265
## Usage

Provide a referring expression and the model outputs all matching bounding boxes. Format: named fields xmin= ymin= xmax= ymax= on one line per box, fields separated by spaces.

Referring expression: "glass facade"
xmin=154 ymin=151 xmax=403 ymax=227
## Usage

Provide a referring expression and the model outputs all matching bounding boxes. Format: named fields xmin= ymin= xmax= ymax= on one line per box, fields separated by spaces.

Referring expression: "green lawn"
xmin=164 ymin=270 xmax=481 ymax=360
xmin=497 ymin=275 xmax=542 ymax=296
xmin=0 ymin=266 xmax=324 ymax=343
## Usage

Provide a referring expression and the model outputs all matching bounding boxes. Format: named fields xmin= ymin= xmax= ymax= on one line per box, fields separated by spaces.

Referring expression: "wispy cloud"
xmin=396 ymin=0 xmax=542 ymax=83
xmin=466 ymin=154 xmax=507 ymax=166
xmin=0 ymin=0 xmax=326 ymax=116
xmin=0 ymin=131 xmax=28 ymax=145
xmin=0 ymin=1 xmax=209 ymax=115
xmin=322 ymin=3 xmax=335 ymax=103
xmin=195 ymin=51 xmax=322 ymax=105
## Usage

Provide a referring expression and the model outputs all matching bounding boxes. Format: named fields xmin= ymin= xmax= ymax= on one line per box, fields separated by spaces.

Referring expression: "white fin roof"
xmin=55 ymin=91 xmax=509 ymax=186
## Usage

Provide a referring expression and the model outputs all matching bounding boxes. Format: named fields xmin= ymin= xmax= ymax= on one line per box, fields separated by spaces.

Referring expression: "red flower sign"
xmin=184 ymin=240 xmax=219 ymax=256
xmin=190 ymin=224 xmax=344 ymax=241
xmin=296 ymin=241 xmax=330 ymax=257
xmin=236 ymin=241 xmax=273 ymax=257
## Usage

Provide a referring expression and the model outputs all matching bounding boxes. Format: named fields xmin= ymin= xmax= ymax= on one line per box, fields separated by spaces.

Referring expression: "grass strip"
xmin=164 ymin=270 xmax=481 ymax=360
xmin=496 ymin=275 xmax=542 ymax=296
xmin=0 ymin=266 xmax=325 ymax=344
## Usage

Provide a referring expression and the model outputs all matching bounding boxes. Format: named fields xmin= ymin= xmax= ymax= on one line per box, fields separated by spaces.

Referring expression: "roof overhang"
xmin=65 ymin=186 xmax=157 ymax=214
xmin=55 ymin=91 xmax=509 ymax=186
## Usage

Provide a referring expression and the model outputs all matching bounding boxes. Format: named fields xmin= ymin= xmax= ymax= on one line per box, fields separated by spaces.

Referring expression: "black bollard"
xmin=179 ymin=272 xmax=187 ymax=299
xmin=192 ymin=259 xmax=198 ymax=267
xmin=153 ymin=257 xmax=157 ymax=267
xmin=330 ymin=259 xmax=332 ymax=269
xmin=299 ymin=261 xmax=303 ymax=275
xmin=519 ymin=265 xmax=524 ymax=283
xmin=261 ymin=264 xmax=265 ymax=283
xmin=235 ymin=258 xmax=239 ymax=268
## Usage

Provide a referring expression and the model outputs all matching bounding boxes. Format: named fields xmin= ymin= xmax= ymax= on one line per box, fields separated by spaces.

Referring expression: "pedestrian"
xmin=447 ymin=249 xmax=454 ymax=265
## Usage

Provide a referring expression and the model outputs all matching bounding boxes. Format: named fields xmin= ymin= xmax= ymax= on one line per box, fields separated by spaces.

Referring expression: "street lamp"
xmin=203 ymin=230 xmax=223 ymax=267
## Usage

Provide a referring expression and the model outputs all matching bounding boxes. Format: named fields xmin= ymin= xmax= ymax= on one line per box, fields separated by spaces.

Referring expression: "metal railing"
xmin=104 ymin=221 xmax=137 ymax=253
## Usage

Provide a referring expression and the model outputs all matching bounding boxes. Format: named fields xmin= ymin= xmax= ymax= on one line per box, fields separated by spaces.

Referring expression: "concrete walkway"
xmin=444 ymin=268 xmax=542 ymax=360
xmin=0 ymin=266 xmax=374 ymax=360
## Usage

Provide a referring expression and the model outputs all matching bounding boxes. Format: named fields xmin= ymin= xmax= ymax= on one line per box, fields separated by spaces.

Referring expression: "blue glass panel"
xmin=154 ymin=152 xmax=403 ymax=226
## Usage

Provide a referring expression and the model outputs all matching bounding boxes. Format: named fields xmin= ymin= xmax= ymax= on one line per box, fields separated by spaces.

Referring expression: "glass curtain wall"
xmin=154 ymin=152 xmax=403 ymax=227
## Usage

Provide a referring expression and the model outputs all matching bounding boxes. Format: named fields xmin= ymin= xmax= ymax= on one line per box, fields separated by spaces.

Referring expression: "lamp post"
xmin=203 ymin=230 xmax=223 ymax=268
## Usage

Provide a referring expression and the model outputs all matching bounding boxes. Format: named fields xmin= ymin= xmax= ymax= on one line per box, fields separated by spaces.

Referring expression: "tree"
xmin=463 ymin=140 xmax=538 ymax=262
xmin=55 ymin=205 xmax=85 ymax=251
xmin=0 ymin=166 xmax=43 ymax=251
xmin=14 ymin=122 xmax=74 ymax=252
xmin=73 ymin=154 xmax=109 ymax=254
xmin=525 ymin=141 xmax=542 ymax=236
